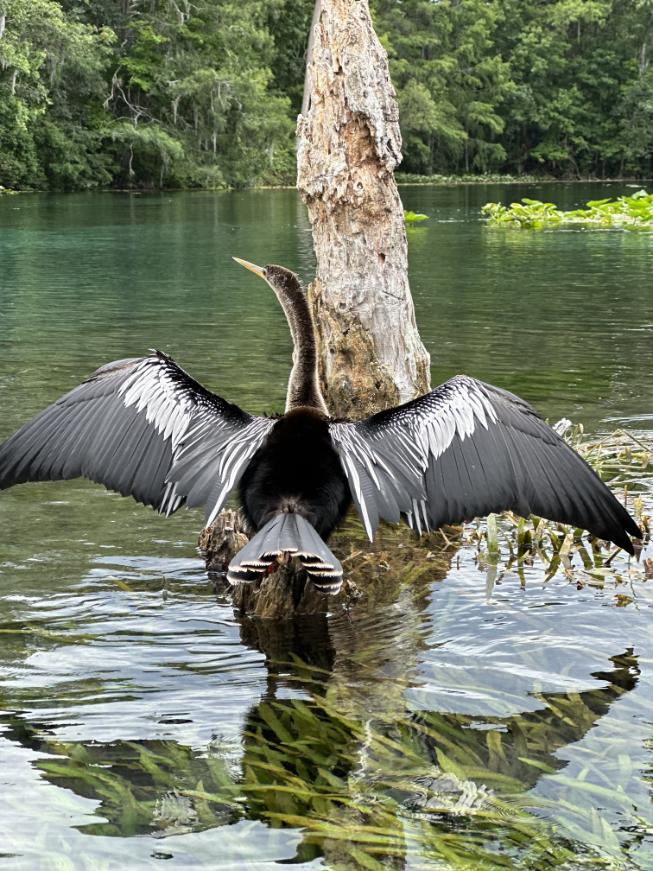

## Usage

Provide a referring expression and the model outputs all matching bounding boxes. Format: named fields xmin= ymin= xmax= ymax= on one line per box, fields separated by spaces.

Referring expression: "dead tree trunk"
xmin=202 ymin=0 xmax=431 ymax=615
xmin=297 ymin=0 xmax=430 ymax=418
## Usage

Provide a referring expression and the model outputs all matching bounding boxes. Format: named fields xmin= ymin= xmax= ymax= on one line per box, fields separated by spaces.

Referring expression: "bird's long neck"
xmin=279 ymin=291 xmax=328 ymax=415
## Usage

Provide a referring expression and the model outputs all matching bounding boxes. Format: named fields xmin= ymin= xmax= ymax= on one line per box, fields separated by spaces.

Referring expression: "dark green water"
xmin=0 ymin=186 xmax=652 ymax=869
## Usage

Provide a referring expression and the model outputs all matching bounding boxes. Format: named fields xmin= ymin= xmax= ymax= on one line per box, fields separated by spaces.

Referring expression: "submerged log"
xmin=297 ymin=0 xmax=430 ymax=418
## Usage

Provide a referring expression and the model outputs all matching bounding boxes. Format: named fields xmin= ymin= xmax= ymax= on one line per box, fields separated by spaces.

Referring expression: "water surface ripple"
xmin=0 ymin=186 xmax=652 ymax=869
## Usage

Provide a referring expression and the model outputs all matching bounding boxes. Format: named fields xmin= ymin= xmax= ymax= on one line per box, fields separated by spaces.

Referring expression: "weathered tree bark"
xmin=297 ymin=0 xmax=430 ymax=418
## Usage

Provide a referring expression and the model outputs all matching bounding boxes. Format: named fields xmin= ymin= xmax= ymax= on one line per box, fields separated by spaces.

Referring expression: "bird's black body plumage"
xmin=239 ymin=407 xmax=351 ymax=537
xmin=0 ymin=258 xmax=642 ymax=594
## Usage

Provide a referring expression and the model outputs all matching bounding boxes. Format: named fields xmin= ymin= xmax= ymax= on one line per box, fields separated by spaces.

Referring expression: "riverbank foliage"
xmin=1 ymin=0 xmax=652 ymax=191
xmin=483 ymin=190 xmax=653 ymax=229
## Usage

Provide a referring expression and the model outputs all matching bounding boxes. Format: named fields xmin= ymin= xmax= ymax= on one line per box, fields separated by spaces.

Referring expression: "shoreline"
xmin=1 ymin=176 xmax=651 ymax=196
xmin=395 ymin=174 xmax=652 ymax=186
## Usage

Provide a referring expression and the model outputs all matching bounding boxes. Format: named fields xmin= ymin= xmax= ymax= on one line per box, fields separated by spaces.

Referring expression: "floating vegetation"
xmin=404 ymin=210 xmax=429 ymax=223
xmin=397 ymin=172 xmax=545 ymax=186
xmin=482 ymin=190 xmax=653 ymax=229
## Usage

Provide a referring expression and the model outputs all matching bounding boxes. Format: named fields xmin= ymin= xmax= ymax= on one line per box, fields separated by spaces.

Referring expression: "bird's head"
xmin=233 ymin=257 xmax=304 ymax=303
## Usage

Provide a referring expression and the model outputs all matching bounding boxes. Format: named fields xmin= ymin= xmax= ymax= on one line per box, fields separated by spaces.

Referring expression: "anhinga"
xmin=0 ymin=259 xmax=641 ymax=593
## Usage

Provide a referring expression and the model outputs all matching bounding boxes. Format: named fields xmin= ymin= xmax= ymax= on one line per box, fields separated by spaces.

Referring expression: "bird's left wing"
xmin=0 ymin=351 xmax=274 ymax=523
xmin=329 ymin=375 xmax=641 ymax=553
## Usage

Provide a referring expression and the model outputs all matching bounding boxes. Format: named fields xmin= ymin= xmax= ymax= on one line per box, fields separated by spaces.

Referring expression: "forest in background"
xmin=0 ymin=0 xmax=651 ymax=191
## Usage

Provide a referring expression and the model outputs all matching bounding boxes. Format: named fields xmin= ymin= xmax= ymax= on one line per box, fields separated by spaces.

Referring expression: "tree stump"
xmin=200 ymin=1 xmax=433 ymax=615
xmin=297 ymin=0 xmax=431 ymax=418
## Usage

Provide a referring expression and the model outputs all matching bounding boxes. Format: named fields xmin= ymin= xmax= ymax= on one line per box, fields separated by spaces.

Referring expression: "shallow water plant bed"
xmin=482 ymin=190 xmax=653 ymax=229
xmin=466 ymin=427 xmax=652 ymax=594
xmin=404 ymin=210 xmax=429 ymax=223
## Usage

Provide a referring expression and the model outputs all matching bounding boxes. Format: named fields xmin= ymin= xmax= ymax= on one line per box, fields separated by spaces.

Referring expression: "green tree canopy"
xmin=1 ymin=0 xmax=651 ymax=190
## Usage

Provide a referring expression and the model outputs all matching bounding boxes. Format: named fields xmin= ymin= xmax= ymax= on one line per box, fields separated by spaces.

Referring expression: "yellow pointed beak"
xmin=233 ymin=256 xmax=266 ymax=279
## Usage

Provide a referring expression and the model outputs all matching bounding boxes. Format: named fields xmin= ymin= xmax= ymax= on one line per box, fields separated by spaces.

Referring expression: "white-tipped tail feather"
xmin=227 ymin=513 xmax=343 ymax=593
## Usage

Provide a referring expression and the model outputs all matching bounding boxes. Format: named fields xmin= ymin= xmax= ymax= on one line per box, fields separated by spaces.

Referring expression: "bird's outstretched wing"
xmin=329 ymin=376 xmax=641 ymax=553
xmin=0 ymin=351 xmax=274 ymax=523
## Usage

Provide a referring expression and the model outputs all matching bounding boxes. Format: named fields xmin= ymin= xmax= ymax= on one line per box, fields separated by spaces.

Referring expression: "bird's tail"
xmin=226 ymin=513 xmax=343 ymax=593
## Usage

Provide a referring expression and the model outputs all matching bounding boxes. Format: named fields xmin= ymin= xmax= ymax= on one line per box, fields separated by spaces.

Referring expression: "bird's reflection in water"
xmin=0 ymin=546 xmax=643 ymax=866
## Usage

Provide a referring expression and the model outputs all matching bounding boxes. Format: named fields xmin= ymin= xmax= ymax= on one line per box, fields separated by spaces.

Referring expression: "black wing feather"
xmin=330 ymin=376 xmax=641 ymax=553
xmin=0 ymin=352 xmax=274 ymax=519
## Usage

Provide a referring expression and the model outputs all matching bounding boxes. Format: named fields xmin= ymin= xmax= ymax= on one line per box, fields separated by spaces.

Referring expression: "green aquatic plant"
xmin=403 ymin=210 xmax=429 ymax=223
xmin=482 ymin=190 xmax=653 ymax=230
xmin=3 ymin=643 xmax=647 ymax=868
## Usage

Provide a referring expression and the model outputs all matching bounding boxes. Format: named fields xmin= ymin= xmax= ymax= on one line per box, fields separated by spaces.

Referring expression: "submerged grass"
xmin=1 ymin=430 xmax=651 ymax=868
xmin=482 ymin=190 xmax=653 ymax=229
xmin=7 ymin=642 xmax=648 ymax=868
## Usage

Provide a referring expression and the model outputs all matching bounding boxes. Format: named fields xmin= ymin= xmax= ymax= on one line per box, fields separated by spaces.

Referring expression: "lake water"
xmin=0 ymin=185 xmax=652 ymax=869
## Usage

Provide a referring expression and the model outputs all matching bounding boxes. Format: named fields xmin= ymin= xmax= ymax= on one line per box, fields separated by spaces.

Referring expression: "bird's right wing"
xmin=0 ymin=351 xmax=274 ymax=522
xmin=329 ymin=375 xmax=641 ymax=553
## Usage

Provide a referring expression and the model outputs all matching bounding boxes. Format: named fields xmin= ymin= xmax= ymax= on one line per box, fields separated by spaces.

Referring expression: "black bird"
xmin=0 ymin=259 xmax=641 ymax=592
